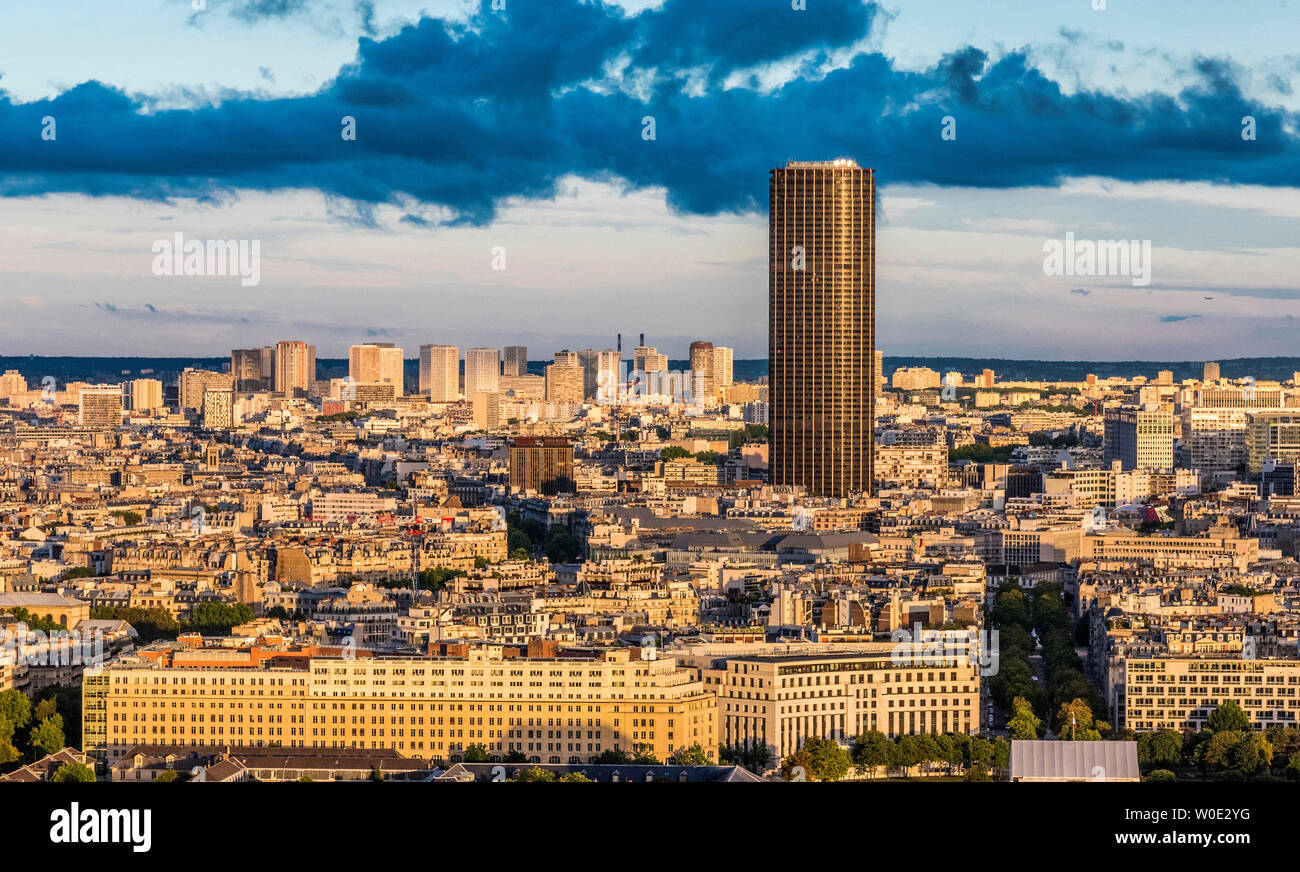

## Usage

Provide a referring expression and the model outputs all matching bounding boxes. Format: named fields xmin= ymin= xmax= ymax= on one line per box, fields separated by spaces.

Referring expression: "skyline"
xmin=4 ymin=1 xmax=1300 ymax=358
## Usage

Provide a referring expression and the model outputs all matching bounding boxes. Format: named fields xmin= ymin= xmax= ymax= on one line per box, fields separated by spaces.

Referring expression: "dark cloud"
xmin=2 ymin=0 xmax=1297 ymax=225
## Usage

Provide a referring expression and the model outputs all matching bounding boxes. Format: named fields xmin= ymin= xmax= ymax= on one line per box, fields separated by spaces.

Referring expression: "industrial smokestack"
xmin=617 ymin=333 xmax=622 ymax=353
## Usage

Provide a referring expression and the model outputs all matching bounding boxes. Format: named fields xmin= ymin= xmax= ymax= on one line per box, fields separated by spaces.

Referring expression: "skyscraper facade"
xmin=465 ymin=348 xmax=501 ymax=397
xmin=504 ymin=345 xmax=528 ymax=378
xmin=349 ymin=343 xmax=404 ymax=395
xmin=274 ymin=341 xmax=315 ymax=396
xmin=769 ymin=159 xmax=875 ymax=497
xmin=689 ymin=341 xmax=715 ymax=402
xmin=231 ymin=347 xmax=274 ymax=392
xmin=419 ymin=345 xmax=460 ymax=401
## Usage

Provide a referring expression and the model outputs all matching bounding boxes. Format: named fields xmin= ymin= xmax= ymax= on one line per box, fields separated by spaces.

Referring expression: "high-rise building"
xmin=178 ymin=369 xmax=232 ymax=411
xmin=1104 ymin=406 xmax=1174 ymax=471
xmin=419 ymin=345 xmax=460 ymax=401
xmin=1204 ymin=361 xmax=1221 ymax=382
xmin=509 ymin=437 xmax=575 ymax=495
xmin=553 ymin=350 xmax=580 ymax=368
xmin=1155 ymin=369 xmax=1174 ymax=386
xmin=712 ymin=346 xmax=734 ymax=388
xmin=231 ymin=347 xmax=274 ymax=392
xmin=633 ymin=345 xmax=668 ymax=373
xmin=472 ymin=391 xmax=501 ymax=429
xmin=575 ymin=349 xmax=619 ymax=402
xmin=874 ymin=350 xmax=884 ymax=397
xmin=274 ymin=341 xmax=315 ymax=396
xmin=78 ymin=385 xmax=123 ymax=428
xmin=126 ymin=378 xmax=163 ymax=412
xmin=503 ymin=345 xmax=528 ymax=378
xmin=349 ymin=343 xmax=404 ymax=395
xmin=465 ymin=348 xmax=500 ymax=397
xmin=545 ymin=363 xmax=584 ymax=404
xmin=769 ymin=159 xmax=874 ymax=497
xmin=202 ymin=389 xmax=235 ymax=429
xmin=689 ymin=341 xmax=715 ymax=402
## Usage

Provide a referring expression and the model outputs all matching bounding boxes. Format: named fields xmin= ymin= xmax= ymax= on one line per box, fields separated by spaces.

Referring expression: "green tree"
xmin=667 ymin=743 xmax=710 ymax=766
xmin=1008 ymin=696 xmax=1042 ymax=740
xmin=851 ymin=731 xmax=892 ymax=778
xmin=0 ymin=689 xmax=32 ymax=731
xmin=51 ymin=762 xmax=96 ymax=782
xmin=184 ymin=601 xmax=255 ymax=636
xmin=1144 ymin=769 xmax=1176 ymax=783
xmin=559 ymin=771 xmax=593 ymax=782
xmin=595 ymin=748 xmax=632 ymax=765
xmin=463 ymin=743 xmax=490 ymax=763
xmin=659 ymin=446 xmax=691 ymax=461
xmin=781 ymin=747 xmax=813 ymax=781
xmin=1137 ymin=729 xmax=1185 ymax=771
xmin=29 ymin=714 xmax=66 ymax=759
xmin=964 ymin=761 xmax=991 ymax=782
xmin=154 ymin=769 xmax=180 ymax=783
xmin=802 ymin=737 xmax=850 ymax=782
xmin=1206 ymin=701 xmax=1250 ymax=734
xmin=514 ymin=767 xmax=557 ymax=782
xmin=630 ymin=744 xmax=660 ymax=765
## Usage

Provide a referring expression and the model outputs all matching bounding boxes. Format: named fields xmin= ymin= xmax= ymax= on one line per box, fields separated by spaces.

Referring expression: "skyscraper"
xmin=274 ymin=341 xmax=315 ymax=396
xmin=689 ymin=341 xmax=715 ymax=402
xmin=349 ymin=343 xmax=404 ymax=395
xmin=712 ymin=346 xmax=734 ymax=388
xmin=504 ymin=345 xmax=528 ymax=378
xmin=465 ymin=348 xmax=501 ymax=397
xmin=78 ymin=385 xmax=123 ymax=428
xmin=1204 ymin=361 xmax=1221 ymax=382
xmin=420 ymin=345 xmax=460 ymax=401
xmin=769 ymin=159 xmax=875 ymax=497
xmin=231 ymin=347 xmax=274 ymax=392
xmin=577 ymin=349 xmax=620 ymax=402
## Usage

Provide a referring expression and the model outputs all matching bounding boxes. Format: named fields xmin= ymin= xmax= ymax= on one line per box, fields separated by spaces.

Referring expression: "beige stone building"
xmin=84 ymin=645 xmax=715 ymax=766
xmin=1124 ymin=657 xmax=1300 ymax=732
xmin=698 ymin=647 xmax=980 ymax=761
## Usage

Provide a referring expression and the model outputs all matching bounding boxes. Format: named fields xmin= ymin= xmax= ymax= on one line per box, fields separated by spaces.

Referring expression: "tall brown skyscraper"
xmin=769 ymin=159 xmax=875 ymax=497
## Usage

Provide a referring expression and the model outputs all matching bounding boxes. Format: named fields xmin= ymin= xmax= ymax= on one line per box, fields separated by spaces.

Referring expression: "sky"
xmin=2 ymin=0 xmax=1300 ymax=360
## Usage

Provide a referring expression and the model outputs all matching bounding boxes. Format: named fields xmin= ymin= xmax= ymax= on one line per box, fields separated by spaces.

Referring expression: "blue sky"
xmin=3 ymin=0 xmax=1300 ymax=359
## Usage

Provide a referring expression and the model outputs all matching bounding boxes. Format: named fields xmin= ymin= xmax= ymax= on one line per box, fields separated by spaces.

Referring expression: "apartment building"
xmin=83 ymin=645 xmax=716 ymax=765
xmin=1125 ymin=657 xmax=1300 ymax=732
xmin=700 ymin=647 xmax=980 ymax=762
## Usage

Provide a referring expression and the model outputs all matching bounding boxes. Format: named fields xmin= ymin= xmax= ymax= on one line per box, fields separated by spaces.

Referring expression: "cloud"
xmin=1 ymin=0 xmax=1298 ymax=226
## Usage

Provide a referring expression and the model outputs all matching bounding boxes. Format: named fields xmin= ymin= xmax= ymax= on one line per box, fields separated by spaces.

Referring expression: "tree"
xmin=781 ymin=747 xmax=813 ymax=781
xmin=595 ymin=748 xmax=632 ymax=765
xmin=558 ymin=772 xmax=593 ymax=782
xmin=0 ymin=689 xmax=32 ymax=731
xmin=1056 ymin=698 xmax=1099 ymax=740
xmin=154 ymin=769 xmax=180 ymax=782
xmin=184 ymin=601 xmax=255 ymax=636
xmin=802 ymin=737 xmax=850 ymax=782
xmin=1202 ymin=730 xmax=1242 ymax=770
xmin=1206 ymin=701 xmax=1250 ymax=734
xmin=463 ymin=743 xmax=489 ymax=763
xmin=1008 ymin=696 xmax=1042 ymax=740
xmin=1287 ymin=753 xmax=1300 ymax=781
xmin=504 ymin=750 xmax=528 ymax=763
xmin=51 ymin=762 xmax=96 ymax=783
xmin=659 ymin=446 xmax=691 ymax=461
xmin=1231 ymin=732 xmax=1272 ymax=775
xmin=630 ymin=744 xmax=659 ymax=765
xmin=29 ymin=714 xmax=66 ymax=759
xmin=667 ymin=743 xmax=710 ymax=766
xmin=1144 ymin=769 xmax=1176 ymax=783
xmin=851 ymin=731 xmax=892 ymax=778
xmin=514 ymin=767 xmax=556 ymax=782
xmin=266 ymin=606 xmax=290 ymax=620
xmin=964 ymin=761 xmax=991 ymax=781
xmin=34 ymin=698 xmax=57 ymax=723
xmin=1137 ymin=729 xmax=1185 ymax=771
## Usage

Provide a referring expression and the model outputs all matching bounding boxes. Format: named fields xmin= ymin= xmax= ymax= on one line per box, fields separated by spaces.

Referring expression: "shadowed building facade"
xmin=769 ymin=159 xmax=875 ymax=497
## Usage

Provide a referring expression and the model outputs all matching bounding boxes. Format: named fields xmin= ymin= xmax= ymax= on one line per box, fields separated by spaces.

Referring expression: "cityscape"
xmin=3 ymin=0 xmax=1296 ymax=853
